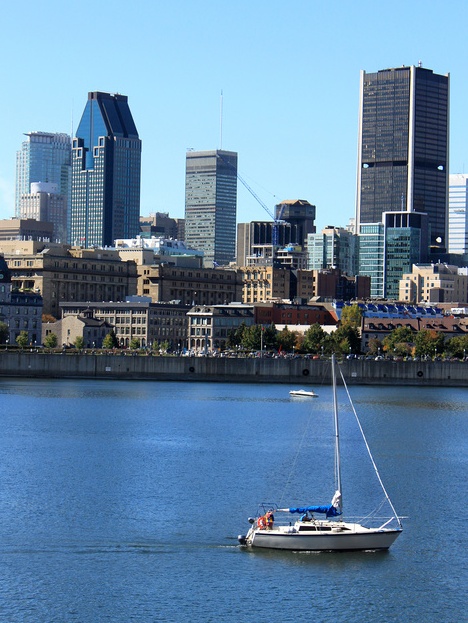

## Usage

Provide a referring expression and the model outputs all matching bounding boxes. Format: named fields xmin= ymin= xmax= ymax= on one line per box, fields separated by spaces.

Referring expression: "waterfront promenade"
xmin=0 ymin=350 xmax=467 ymax=386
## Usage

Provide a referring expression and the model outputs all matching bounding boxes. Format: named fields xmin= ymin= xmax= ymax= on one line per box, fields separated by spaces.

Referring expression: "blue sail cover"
xmin=289 ymin=505 xmax=341 ymax=518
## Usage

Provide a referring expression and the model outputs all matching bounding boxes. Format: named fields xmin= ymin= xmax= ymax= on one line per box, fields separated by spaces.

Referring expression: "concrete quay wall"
xmin=0 ymin=352 xmax=467 ymax=387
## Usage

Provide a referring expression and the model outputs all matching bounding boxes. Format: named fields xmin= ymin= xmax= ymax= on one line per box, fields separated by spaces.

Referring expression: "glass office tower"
xmin=357 ymin=65 xmax=449 ymax=251
xmin=383 ymin=212 xmax=429 ymax=299
xmin=185 ymin=150 xmax=237 ymax=267
xmin=16 ymin=132 xmax=71 ymax=220
xmin=71 ymin=92 xmax=141 ymax=248
xmin=448 ymin=174 xmax=468 ymax=255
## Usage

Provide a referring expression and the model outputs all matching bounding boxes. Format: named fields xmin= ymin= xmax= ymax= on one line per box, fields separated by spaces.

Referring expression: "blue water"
xmin=0 ymin=379 xmax=466 ymax=622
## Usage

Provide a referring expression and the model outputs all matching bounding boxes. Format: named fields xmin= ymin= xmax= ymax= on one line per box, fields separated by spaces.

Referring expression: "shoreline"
xmin=1 ymin=351 xmax=467 ymax=387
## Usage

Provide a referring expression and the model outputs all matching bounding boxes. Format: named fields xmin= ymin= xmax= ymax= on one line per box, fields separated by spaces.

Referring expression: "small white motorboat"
xmin=289 ymin=389 xmax=318 ymax=398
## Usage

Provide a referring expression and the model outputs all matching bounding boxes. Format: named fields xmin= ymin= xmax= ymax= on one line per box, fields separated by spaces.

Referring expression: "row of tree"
xmin=226 ymin=304 xmax=468 ymax=359
xmin=4 ymin=304 xmax=468 ymax=359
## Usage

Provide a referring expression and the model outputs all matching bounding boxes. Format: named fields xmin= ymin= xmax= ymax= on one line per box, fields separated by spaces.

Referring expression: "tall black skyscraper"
xmin=356 ymin=65 xmax=449 ymax=251
xmin=71 ymin=92 xmax=141 ymax=247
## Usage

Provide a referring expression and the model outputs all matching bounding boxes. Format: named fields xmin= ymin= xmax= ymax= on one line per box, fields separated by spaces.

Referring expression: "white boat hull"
xmin=289 ymin=390 xmax=318 ymax=397
xmin=242 ymin=522 xmax=402 ymax=551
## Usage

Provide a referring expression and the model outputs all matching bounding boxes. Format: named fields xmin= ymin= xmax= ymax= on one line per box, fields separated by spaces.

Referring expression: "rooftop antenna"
xmin=219 ymin=89 xmax=223 ymax=150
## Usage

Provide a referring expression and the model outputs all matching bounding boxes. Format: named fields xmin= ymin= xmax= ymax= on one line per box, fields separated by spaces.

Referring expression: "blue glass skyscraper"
xmin=71 ymin=92 xmax=141 ymax=247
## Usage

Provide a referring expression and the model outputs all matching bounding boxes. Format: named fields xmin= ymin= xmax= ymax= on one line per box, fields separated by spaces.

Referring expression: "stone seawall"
xmin=0 ymin=352 xmax=467 ymax=387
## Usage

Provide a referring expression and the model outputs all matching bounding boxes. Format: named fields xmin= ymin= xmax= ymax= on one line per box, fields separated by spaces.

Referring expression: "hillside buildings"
xmin=0 ymin=256 xmax=42 ymax=346
xmin=0 ymin=218 xmax=54 ymax=241
xmin=356 ymin=65 xmax=449 ymax=297
xmin=58 ymin=299 xmax=190 ymax=349
xmin=185 ymin=150 xmax=237 ymax=267
xmin=71 ymin=92 xmax=141 ymax=248
xmin=187 ymin=303 xmax=254 ymax=352
xmin=399 ymin=263 xmax=468 ymax=304
xmin=240 ymin=265 xmax=370 ymax=303
xmin=135 ymin=264 xmax=243 ymax=305
xmin=0 ymin=241 xmax=137 ymax=318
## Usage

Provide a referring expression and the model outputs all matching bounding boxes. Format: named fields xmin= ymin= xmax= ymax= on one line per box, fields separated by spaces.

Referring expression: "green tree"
xmin=260 ymin=324 xmax=277 ymax=351
xmin=129 ymin=337 xmax=141 ymax=350
xmin=74 ymin=336 xmax=84 ymax=349
xmin=414 ymin=329 xmax=445 ymax=359
xmin=102 ymin=330 xmax=118 ymax=349
xmin=44 ymin=333 xmax=58 ymax=348
xmin=16 ymin=331 xmax=29 ymax=348
xmin=445 ymin=334 xmax=468 ymax=359
xmin=368 ymin=337 xmax=383 ymax=356
xmin=340 ymin=304 xmax=362 ymax=329
xmin=276 ymin=326 xmax=298 ymax=353
xmin=302 ymin=323 xmax=325 ymax=354
xmin=226 ymin=322 xmax=247 ymax=349
xmin=329 ymin=325 xmax=361 ymax=355
xmin=241 ymin=324 xmax=277 ymax=352
xmin=159 ymin=340 xmax=170 ymax=353
xmin=0 ymin=321 xmax=8 ymax=344
xmin=382 ymin=326 xmax=414 ymax=356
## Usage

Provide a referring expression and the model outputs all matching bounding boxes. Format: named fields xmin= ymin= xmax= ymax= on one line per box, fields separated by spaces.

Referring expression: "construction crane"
xmin=217 ymin=153 xmax=286 ymax=248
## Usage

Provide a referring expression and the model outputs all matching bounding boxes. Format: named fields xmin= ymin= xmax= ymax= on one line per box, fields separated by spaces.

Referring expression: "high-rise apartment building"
xmin=71 ymin=92 xmax=141 ymax=248
xmin=448 ymin=174 xmax=468 ymax=255
xmin=185 ymin=150 xmax=237 ymax=267
xmin=356 ymin=65 xmax=449 ymax=296
xmin=357 ymin=65 xmax=449 ymax=248
xmin=16 ymin=131 xmax=71 ymax=224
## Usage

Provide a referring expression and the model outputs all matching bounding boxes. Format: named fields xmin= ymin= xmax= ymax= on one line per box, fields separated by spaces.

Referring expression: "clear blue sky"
xmin=1 ymin=1 xmax=466 ymax=231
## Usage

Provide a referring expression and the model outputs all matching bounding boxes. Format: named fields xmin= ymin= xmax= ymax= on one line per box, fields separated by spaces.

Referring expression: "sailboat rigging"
xmin=238 ymin=355 xmax=403 ymax=551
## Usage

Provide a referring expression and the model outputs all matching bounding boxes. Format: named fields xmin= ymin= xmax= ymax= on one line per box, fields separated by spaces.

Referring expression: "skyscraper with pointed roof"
xmin=71 ymin=92 xmax=141 ymax=247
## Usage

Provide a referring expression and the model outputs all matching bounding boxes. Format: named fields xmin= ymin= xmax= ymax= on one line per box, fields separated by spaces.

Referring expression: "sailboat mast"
xmin=332 ymin=354 xmax=342 ymax=509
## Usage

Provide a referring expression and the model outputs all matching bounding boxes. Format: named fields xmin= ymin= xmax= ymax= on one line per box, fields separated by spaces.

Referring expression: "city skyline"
xmin=1 ymin=2 xmax=467 ymax=234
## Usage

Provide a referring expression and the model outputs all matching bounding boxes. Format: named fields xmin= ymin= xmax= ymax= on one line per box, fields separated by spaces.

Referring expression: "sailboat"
xmin=238 ymin=355 xmax=403 ymax=551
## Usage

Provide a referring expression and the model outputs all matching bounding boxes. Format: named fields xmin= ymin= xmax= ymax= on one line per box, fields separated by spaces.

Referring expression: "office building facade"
xmin=236 ymin=199 xmax=316 ymax=267
xmin=383 ymin=211 xmax=429 ymax=299
xmin=356 ymin=65 xmax=449 ymax=295
xmin=19 ymin=182 xmax=67 ymax=242
xmin=448 ymin=174 xmax=468 ymax=255
xmin=71 ymin=92 xmax=141 ymax=248
xmin=307 ymin=226 xmax=357 ymax=275
xmin=16 ymin=131 xmax=71 ymax=231
xmin=357 ymin=65 xmax=449 ymax=247
xmin=358 ymin=224 xmax=385 ymax=298
xmin=185 ymin=150 xmax=237 ymax=267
